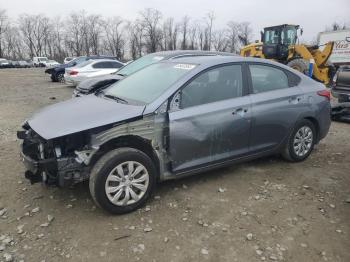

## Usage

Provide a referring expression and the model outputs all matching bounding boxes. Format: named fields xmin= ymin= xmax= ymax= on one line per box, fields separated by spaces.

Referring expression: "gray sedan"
xmin=18 ymin=56 xmax=331 ymax=214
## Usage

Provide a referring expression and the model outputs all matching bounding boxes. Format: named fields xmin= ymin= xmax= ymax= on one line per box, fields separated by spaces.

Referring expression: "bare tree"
xmin=212 ymin=29 xmax=229 ymax=52
xmin=128 ymin=20 xmax=144 ymax=59
xmin=104 ymin=17 xmax=125 ymax=59
xmin=0 ymin=9 xmax=9 ymax=57
xmin=139 ymin=8 xmax=163 ymax=53
xmin=4 ymin=25 xmax=25 ymax=59
xmin=64 ymin=11 xmax=86 ymax=56
xmin=204 ymin=11 xmax=215 ymax=50
xmin=325 ymin=22 xmax=348 ymax=32
xmin=180 ymin=16 xmax=190 ymax=50
xmin=188 ymin=21 xmax=199 ymax=50
xmin=226 ymin=21 xmax=240 ymax=53
xmin=0 ymin=8 xmax=297 ymax=61
xmin=237 ymin=22 xmax=252 ymax=46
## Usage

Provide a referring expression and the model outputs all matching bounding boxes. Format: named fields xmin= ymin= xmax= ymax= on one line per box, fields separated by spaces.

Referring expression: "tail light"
xmin=317 ymin=90 xmax=330 ymax=101
xmin=69 ymin=70 xmax=78 ymax=76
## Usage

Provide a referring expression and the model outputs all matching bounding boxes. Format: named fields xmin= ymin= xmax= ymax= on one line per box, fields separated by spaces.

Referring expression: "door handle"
xmin=232 ymin=108 xmax=248 ymax=115
xmin=288 ymin=96 xmax=302 ymax=104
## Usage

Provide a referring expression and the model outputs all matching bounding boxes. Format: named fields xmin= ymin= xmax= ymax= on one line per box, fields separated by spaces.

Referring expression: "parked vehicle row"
xmin=0 ymin=57 xmax=60 ymax=68
xmin=18 ymin=51 xmax=331 ymax=214
xmin=0 ymin=58 xmax=32 ymax=68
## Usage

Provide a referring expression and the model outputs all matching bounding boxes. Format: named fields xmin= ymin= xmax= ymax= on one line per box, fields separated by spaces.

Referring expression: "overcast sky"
xmin=0 ymin=0 xmax=349 ymax=42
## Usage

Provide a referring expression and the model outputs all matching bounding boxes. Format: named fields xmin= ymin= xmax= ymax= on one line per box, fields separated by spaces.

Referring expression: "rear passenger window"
xmin=110 ymin=62 xmax=124 ymax=68
xmin=181 ymin=64 xmax=243 ymax=109
xmin=249 ymin=65 xmax=289 ymax=94
xmin=93 ymin=62 xmax=110 ymax=69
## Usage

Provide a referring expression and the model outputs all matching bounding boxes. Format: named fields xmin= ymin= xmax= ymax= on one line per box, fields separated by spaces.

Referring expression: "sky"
xmin=0 ymin=0 xmax=349 ymax=42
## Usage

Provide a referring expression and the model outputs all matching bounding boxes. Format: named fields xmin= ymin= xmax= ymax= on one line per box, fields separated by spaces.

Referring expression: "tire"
xmin=56 ymin=73 xmax=65 ymax=83
xmin=287 ymin=58 xmax=309 ymax=75
xmin=51 ymin=74 xmax=57 ymax=82
xmin=89 ymin=148 xmax=157 ymax=214
xmin=282 ymin=119 xmax=316 ymax=162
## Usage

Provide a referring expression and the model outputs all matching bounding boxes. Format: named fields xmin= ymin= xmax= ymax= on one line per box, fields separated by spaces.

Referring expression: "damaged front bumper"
xmin=17 ymin=129 xmax=90 ymax=187
xmin=20 ymin=144 xmax=56 ymax=184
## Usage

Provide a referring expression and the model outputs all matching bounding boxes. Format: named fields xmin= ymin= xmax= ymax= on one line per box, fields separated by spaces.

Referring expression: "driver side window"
xmin=180 ymin=64 xmax=243 ymax=109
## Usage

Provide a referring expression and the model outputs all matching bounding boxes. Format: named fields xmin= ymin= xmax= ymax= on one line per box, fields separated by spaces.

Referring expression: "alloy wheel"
xmin=105 ymin=161 xmax=149 ymax=206
xmin=293 ymin=126 xmax=313 ymax=157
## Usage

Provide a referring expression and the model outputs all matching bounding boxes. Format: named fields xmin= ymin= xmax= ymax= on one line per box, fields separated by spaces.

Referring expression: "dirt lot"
xmin=0 ymin=68 xmax=349 ymax=262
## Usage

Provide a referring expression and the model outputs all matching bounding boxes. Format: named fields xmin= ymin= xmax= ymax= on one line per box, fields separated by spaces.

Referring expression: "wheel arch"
xmin=303 ymin=116 xmax=320 ymax=143
xmin=90 ymin=135 xmax=161 ymax=180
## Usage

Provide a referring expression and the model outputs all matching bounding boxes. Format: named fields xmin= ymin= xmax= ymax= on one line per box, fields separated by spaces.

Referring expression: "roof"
xmin=148 ymin=50 xmax=236 ymax=59
xmin=159 ymin=55 xmax=297 ymax=71
xmin=264 ymin=24 xmax=300 ymax=30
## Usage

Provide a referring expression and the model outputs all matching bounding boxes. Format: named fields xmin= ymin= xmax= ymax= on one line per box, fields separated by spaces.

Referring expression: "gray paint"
xmin=28 ymin=94 xmax=145 ymax=139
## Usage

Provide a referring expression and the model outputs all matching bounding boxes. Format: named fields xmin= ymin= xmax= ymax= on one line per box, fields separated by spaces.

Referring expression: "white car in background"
xmin=64 ymin=59 xmax=124 ymax=86
xmin=33 ymin=57 xmax=49 ymax=67
xmin=46 ymin=60 xmax=60 ymax=67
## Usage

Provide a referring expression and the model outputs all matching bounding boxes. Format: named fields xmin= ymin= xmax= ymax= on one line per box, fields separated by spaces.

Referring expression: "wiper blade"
xmin=104 ymin=94 xmax=128 ymax=104
xmin=116 ymin=73 xmax=125 ymax=76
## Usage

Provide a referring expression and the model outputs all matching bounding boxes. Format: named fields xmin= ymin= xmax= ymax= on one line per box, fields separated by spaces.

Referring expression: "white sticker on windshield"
xmin=152 ymin=56 xmax=164 ymax=61
xmin=174 ymin=64 xmax=196 ymax=70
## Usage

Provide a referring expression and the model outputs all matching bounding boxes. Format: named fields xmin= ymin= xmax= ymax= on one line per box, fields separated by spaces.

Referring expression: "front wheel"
xmin=89 ymin=148 xmax=157 ymax=214
xmin=282 ymin=119 xmax=316 ymax=162
xmin=287 ymin=58 xmax=309 ymax=75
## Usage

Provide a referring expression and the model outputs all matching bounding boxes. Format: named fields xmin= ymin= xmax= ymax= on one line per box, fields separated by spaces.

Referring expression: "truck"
xmin=318 ymin=30 xmax=350 ymax=66
xmin=318 ymin=30 xmax=350 ymax=122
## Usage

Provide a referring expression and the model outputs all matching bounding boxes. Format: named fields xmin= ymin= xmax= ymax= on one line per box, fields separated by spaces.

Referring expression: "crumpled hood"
xmin=77 ymin=74 xmax=124 ymax=92
xmin=28 ymin=95 xmax=145 ymax=140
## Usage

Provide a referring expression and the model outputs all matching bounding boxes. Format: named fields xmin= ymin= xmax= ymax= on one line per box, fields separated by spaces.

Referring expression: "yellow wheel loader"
xmin=240 ymin=24 xmax=335 ymax=85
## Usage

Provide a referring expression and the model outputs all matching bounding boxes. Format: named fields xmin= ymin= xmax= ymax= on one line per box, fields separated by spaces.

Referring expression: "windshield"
xmin=104 ymin=62 xmax=197 ymax=104
xmin=39 ymin=58 xmax=48 ymax=62
xmin=116 ymin=53 xmax=165 ymax=76
xmin=67 ymin=57 xmax=86 ymax=67
xmin=264 ymin=29 xmax=279 ymax=44
xmin=281 ymin=27 xmax=297 ymax=45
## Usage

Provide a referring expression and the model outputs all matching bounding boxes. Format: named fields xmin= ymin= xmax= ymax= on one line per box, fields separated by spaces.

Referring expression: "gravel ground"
xmin=0 ymin=68 xmax=349 ymax=262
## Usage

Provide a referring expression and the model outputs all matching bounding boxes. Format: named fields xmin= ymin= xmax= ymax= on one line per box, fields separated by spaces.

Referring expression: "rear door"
xmin=168 ymin=64 xmax=252 ymax=172
xmin=247 ymin=63 xmax=304 ymax=153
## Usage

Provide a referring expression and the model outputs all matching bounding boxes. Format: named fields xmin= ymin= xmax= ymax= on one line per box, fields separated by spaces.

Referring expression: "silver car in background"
xmin=18 ymin=56 xmax=331 ymax=214
xmin=64 ymin=59 xmax=124 ymax=86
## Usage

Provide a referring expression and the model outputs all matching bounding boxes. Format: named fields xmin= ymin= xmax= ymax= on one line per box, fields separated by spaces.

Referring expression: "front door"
xmin=168 ymin=64 xmax=252 ymax=172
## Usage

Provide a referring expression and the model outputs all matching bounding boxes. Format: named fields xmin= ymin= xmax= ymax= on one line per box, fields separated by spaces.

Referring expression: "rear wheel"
xmin=89 ymin=148 xmax=157 ymax=214
xmin=287 ymin=58 xmax=309 ymax=75
xmin=282 ymin=119 xmax=316 ymax=162
xmin=56 ymin=73 xmax=65 ymax=83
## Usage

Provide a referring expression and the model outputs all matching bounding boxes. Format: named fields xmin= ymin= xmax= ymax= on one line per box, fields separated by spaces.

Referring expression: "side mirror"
xmin=300 ymin=28 xmax=303 ymax=35
xmin=260 ymin=31 xmax=264 ymax=42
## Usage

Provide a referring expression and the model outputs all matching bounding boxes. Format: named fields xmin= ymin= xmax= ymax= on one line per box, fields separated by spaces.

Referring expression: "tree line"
xmin=0 ymin=8 xmax=253 ymax=62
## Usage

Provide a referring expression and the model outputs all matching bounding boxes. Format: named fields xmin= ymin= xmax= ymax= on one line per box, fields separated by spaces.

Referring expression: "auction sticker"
xmin=174 ymin=64 xmax=196 ymax=70
xmin=152 ymin=56 xmax=164 ymax=61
